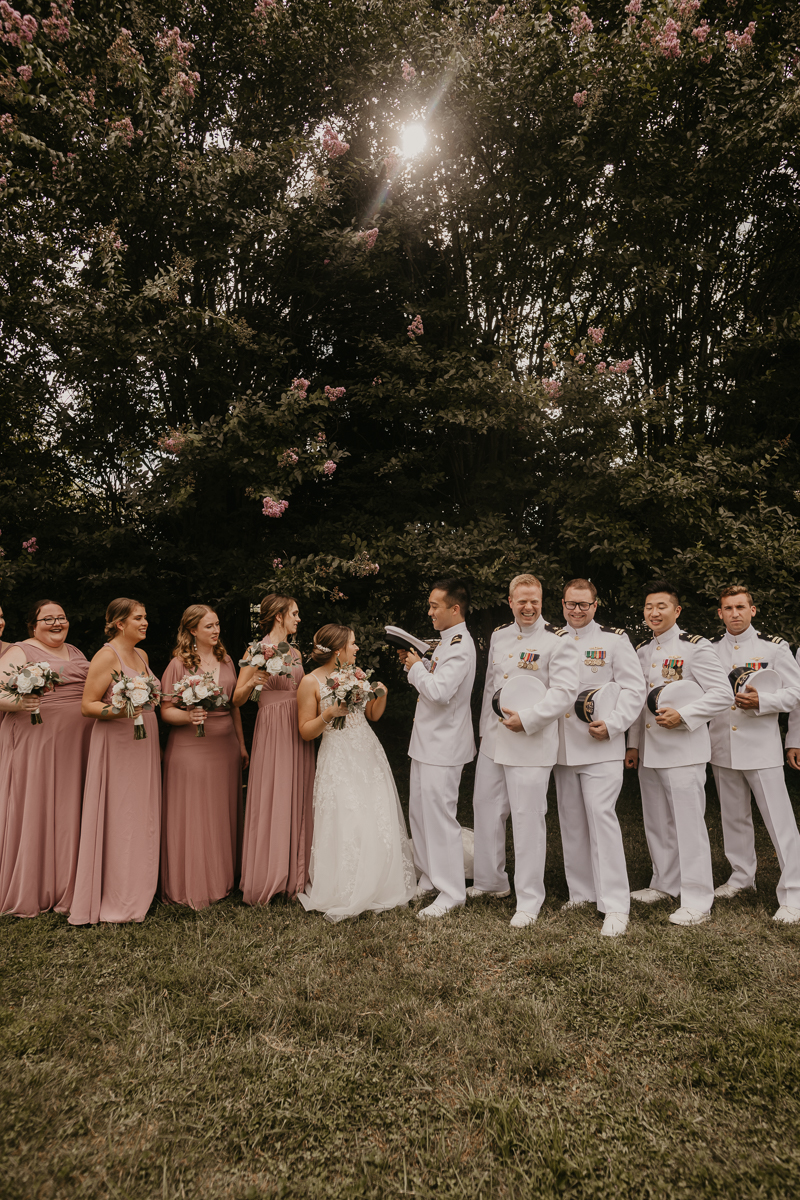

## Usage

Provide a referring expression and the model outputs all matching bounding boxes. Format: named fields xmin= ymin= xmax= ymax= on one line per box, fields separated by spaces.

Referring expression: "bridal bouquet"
xmin=239 ymin=639 xmax=295 ymax=701
xmin=0 ymin=660 xmax=65 ymax=725
xmin=325 ymin=660 xmax=385 ymax=730
xmin=103 ymin=671 xmax=161 ymax=739
xmin=167 ymin=671 xmax=230 ymax=737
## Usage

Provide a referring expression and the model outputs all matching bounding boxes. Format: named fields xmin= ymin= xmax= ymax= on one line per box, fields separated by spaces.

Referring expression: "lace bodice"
xmin=319 ymin=681 xmax=368 ymax=730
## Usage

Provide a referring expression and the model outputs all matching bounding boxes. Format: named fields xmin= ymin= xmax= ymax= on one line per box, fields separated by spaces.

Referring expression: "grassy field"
xmin=3 ymin=716 xmax=800 ymax=1199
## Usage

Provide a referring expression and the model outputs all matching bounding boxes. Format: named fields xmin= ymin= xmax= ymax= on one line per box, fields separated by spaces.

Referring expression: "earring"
xmin=192 ymin=638 xmax=197 ymax=651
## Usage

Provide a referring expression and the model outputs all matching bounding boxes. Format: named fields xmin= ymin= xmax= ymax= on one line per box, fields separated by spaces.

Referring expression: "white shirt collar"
xmin=566 ymin=617 xmax=598 ymax=642
xmin=440 ymin=621 xmax=466 ymax=644
xmin=651 ymin=622 xmax=680 ymax=646
xmin=513 ymin=615 xmax=545 ymax=636
xmin=724 ymin=625 xmax=756 ymax=645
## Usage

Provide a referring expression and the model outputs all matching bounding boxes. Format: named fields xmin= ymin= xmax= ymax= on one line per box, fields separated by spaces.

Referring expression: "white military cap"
xmin=573 ymin=681 xmax=622 ymax=724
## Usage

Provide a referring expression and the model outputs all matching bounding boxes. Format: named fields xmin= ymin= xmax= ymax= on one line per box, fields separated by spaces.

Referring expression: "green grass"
xmin=3 ymin=728 xmax=800 ymax=1198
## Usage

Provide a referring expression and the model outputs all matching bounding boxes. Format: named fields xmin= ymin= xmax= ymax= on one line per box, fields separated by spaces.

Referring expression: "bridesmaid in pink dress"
xmin=69 ymin=598 xmax=161 ymax=925
xmin=235 ymin=594 xmax=315 ymax=904
xmin=160 ymin=605 xmax=249 ymax=909
xmin=0 ymin=602 xmax=8 ymax=736
xmin=0 ymin=600 xmax=92 ymax=916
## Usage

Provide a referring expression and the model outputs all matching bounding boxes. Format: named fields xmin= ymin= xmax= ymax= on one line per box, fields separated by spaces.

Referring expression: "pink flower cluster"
xmin=726 ymin=23 xmax=755 ymax=51
xmin=569 ymin=7 xmax=593 ymax=38
xmin=588 ymin=326 xmax=604 ymax=344
xmin=163 ymin=70 xmax=200 ymax=100
xmin=383 ymin=150 xmax=400 ymax=173
xmin=316 ymin=431 xmax=326 ymax=441
xmin=17 ymin=63 xmax=32 ymax=80
xmin=42 ymin=1 xmax=71 ymax=43
xmin=677 ymin=0 xmax=700 ymax=18
xmin=542 ymin=378 xmax=561 ymax=398
xmin=80 ymin=86 xmax=95 ymax=107
xmin=324 ymin=385 xmax=346 ymax=401
xmin=692 ymin=21 xmax=710 ymax=44
xmin=290 ymin=377 xmax=310 ymax=397
xmin=655 ymin=17 xmax=681 ymax=59
xmin=401 ymin=60 xmax=416 ymax=81
xmin=624 ymin=0 xmax=641 ymax=14
xmin=575 ymin=352 xmax=585 ymax=364
xmin=272 ymin=557 xmax=282 ymax=569
xmin=0 ymin=2 xmax=37 ymax=48
xmin=407 ymin=314 xmax=424 ymax=339
xmin=23 ymin=537 xmax=38 ymax=553
xmin=158 ymin=429 xmax=186 ymax=454
xmin=106 ymin=117 xmax=135 ymax=147
xmin=595 ymin=362 xmax=606 ymax=373
xmin=253 ymin=0 xmax=276 ymax=15
xmin=323 ymin=460 xmax=337 ymax=476
xmin=611 ymin=359 xmax=633 ymax=374
xmin=356 ymin=227 xmax=379 ymax=250
xmin=322 ymin=124 xmax=349 ymax=158
xmin=155 ymin=26 xmax=194 ymax=66
xmin=262 ymin=497 xmax=289 ymax=518
xmin=0 ymin=176 xmax=6 ymax=188
xmin=348 ymin=551 xmax=380 ymax=576
xmin=280 ymin=448 xmax=299 ymax=465
xmin=0 ymin=112 xmax=16 ymax=133
xmin=108 ymin=28 xmax=144 ymax=70
xmin=372 ymin=377 xmax=382 ymax=385
xmin=489 ymin=5 xmax=505 ymax=24
xmin=573 ymin=91 xmax=587 ymax=107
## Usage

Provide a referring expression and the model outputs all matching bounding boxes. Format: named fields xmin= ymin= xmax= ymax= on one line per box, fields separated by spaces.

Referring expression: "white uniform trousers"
xmin=472 ymin=750 xmax=551 ymax=916
xmin=638 ymin=763 xmax=714 ymax=912
xmin=554 ymin=761 xmax=629 ymax=915
xmin=711 ymin=764 xmax=800 ymax=908
xmin=409 ymin=759 xmax=466 ymax=910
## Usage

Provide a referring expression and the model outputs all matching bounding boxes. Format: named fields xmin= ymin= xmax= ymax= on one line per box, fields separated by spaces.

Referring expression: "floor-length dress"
xmin=298 ymin=683 xmax=416 ymax=920
xmin=159 ymin=655 xmax=242 ymax=909
xmin=240 ymin=647 xmax=314 ymax=904
xmin=0 ymin=643 xmax=92 ymax=916
xmin=68 ymin=647 xmax=161 ymax=925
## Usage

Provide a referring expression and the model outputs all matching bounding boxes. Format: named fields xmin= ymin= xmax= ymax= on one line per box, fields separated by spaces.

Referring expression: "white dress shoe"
xmin=668 ymin=907 xmax=711 ymax=927
xmin=600 ymin=912 xmax=629 ymax=937
xmin=413 ymin=884 xmax=434 ymax=900
xmin=773 ymin=905 xmax=800 ymax=924
xmin=509 ymin=910 xmax=538 ymax=928
xmin=715 ymin=882 xmax=753 ymax=899
xmin=418 ymin=902 xmax=449 ymax=921
xmin=561 ymin=899 xmax=590 ymax=912
xmin=630 ymin=888 xmax=672 ymax=904
xmin=466 ymin=885 xmax=511 ymax=899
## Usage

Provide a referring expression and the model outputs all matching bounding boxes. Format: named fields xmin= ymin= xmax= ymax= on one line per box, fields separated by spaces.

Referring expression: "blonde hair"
xmin=508 ymin=574 xmax=541 ymax=597
xmin=104 ymin=597 xmax=145 ymax=639
xmin=258 ymin=594 xmax=297 ymax=636
xmin=309 ymin=624 xmax=352 ymax=666
xmin=172 ymin=605 xmax=227 ymax=672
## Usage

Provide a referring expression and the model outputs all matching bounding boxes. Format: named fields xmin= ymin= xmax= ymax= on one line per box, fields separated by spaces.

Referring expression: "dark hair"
xmin=719 ymin=585 xmax=754 ymax=606
xmin=26 ymin=599 xmax=64 ymax=636
xmin=644 ymin=579 xmax=680 ymax=606
xmin=259 ymin=594 xmax=297 ymax=636
xmin=309 ymin=624 xmax=353 ymax=666
xmin=104 ymin=597 xmax=145 ymax=639
xmin=431 ymin=578 xmax=470 ymax=617
xmin=562 ymin=578 xmax=597 ymax=601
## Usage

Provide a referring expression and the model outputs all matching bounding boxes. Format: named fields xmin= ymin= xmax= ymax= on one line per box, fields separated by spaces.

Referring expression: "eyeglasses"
xmin=38 ymin=616 xmax=69 ymax=625
xmin=563 ymin=601 xmax=594 ymax=612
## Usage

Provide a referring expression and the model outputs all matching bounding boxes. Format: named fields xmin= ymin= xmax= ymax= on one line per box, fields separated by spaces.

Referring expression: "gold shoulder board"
xmin=545 ymin=622 xmax=568 ymax=636
xmin=636 ymin=639 xmax=650 ymax=650
xmin=767 ymin=635 xmax=787 ymax=645
xmin=493 ymin=622 xmax=512 ymax=632
xmin=450 ymin=634 xmax=463 ymax=644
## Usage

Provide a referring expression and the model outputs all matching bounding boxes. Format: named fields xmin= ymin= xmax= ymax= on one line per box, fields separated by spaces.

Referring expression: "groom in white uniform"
xmin=400 ymin=579 xmax=477 ymax=921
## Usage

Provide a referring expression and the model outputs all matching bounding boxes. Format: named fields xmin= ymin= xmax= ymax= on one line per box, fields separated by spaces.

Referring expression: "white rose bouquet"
xmin=238 ymin=639 xmax=295 ymax=701
xmin=102 ymin=671 xmax=161 ymax=740
xmin=0 ymin=660 xmax=65 ymax=725
xmin=166 ymin=671 xmax=230 ymax=737
xmin=324 ymin=660 xmax=385 ymax=730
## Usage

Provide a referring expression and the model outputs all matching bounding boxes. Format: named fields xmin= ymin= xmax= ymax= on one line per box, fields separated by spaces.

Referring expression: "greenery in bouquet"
xmin=101 ymin=670 xmax=161 ymax=740
xmin=167 ymin=671 xmax=230 ymax=737
xmin=325 ymin=659 xmax=385 ymax=730
xmin=239 ymin=639 xmax=295 ymax=702
xmin=0 ymin=660 xmax=65 ymax=725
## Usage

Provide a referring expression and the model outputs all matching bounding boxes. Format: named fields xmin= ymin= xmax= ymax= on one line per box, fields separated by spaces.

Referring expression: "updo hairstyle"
xmin=172 ymin=604 xmax=227 ymax=672
xmin=309 ymin=624 xmax=353 ymax=666
xmin=26 ymin=599 xmax=64 ymax=636
xmin=258 ymin=593 xmax=297 ymax=636
xmin=104 ymin=597 xmax=144 ymax=639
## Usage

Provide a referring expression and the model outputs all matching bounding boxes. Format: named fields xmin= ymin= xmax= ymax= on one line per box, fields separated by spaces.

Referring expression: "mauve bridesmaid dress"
xmin=0 ymin=643 xmax=92 ymax=916
xmin=240 ymin=645 xmax=315 ymax=904
xmin=69 ymin=647 xmax=161 ymax=925
xmin=159 ymin=654 xmax=243 ymax=910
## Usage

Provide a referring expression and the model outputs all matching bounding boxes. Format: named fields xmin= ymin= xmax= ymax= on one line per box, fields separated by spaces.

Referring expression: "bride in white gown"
xmin=296 ymin=624 xmax=416 ymax=921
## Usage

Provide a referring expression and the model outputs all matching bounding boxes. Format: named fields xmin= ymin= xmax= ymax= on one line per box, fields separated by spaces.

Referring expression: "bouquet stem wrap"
xmin=103 ymin=671 xmax=161 ymax=739
xmin=133 ymin=713 xmax=146 ymax=740
xmin=165 ymin=671 xmax=230 ymax=740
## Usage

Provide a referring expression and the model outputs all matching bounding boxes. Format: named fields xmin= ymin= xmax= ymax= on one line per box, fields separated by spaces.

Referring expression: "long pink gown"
xmin=68 ymin=647 xmax=161 ymax=925
xmin=0 ymin=642 xmax=92 ymax=917
xmin=159 ymin=655 xmax=243 ymax=910
xmin=240 ymin=646 xmax=315 ymax=904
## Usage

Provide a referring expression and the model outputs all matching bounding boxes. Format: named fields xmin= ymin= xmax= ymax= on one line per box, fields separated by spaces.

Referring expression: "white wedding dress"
xmin=298 ymin=683 xmax=417 ymax=921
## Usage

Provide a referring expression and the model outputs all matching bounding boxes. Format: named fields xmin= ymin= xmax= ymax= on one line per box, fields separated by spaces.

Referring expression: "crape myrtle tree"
xmin=1 ymin=0 xmax=799 ymax=669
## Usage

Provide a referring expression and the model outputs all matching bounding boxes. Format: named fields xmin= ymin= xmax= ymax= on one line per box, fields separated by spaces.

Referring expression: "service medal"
xmin=584 ymin=648 xmax=606 ymax=674
xmin=518 ymin=651 xmax=540 ymax=671
xmin=661 ymin=657 xmax=683 ymax=681
xmin=744 ymin=661 xmax=766 ymax=671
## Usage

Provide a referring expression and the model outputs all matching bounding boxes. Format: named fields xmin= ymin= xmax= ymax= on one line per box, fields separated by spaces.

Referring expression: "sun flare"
xmin=400 ymin=123 xmax=428 ymax=157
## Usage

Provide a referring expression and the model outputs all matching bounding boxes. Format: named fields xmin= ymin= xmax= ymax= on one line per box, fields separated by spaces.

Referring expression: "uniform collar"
xmin=566 ymin=617 xmax=597 ymax=642
xmin=724 ymin=625 xmax=756 ymax=646
xmin=513 ymin=615 xmax=545 ymax=637
xmin=651 ymin=622 xmax=680 ymax=647
xmin=440 ymin=621 xmax=466 ymax=644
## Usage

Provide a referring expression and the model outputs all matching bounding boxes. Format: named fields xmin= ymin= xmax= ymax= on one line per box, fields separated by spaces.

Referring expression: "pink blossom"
xmin=677 ymin=0 xmax=700 ymax=17
xmin=611 ymin=359 xmax=633 ymax=374
xmin=155 ymin=26 xmax=194 ymax=66
xmin=588 ymin=326 xmax=604 ymax=344
xmin=0 ymin=176 xmax=6 ymax=188
xmin=329 ymin=676 xmax=340 ymax=689
xmin=323 ymin=460 xmax=337 ymax=476
xmin=107 ymin=117 xmax=135 ymax=147
xmin=253 ymin=0 xmax=276 ymax=13
xmin=262 ymin=496 xmax=289 ymax=518
xmin=107 ymin=28 xmax=144 ymax=70
xmin=80 ymin=87 xmax=95 ymax=107
xmin=624 ymin=0 xmax=641 ymax=13
xmin=356 ymin=227 xmax=379 ymax=250
xmin=22 ymin=537 xmax=38 ymax=553
xmin=16 ymin=64 xmax=32 ymax=81
xmin=372 ymin=377 xmax=382 ymax=385
xmin=573 ymin=91 xmax=587 ymax=107
xmin=489 ymin=5 xmax=505 ymax=24
xmin=272 ymin=557 xmax=282 ymax=568
xmin=692 ymin=22 xmax=710 ymax=44
xmin=280 ymin=448 xmax=299 ymax=466
xmin=701 ymin=54 xmax=711 ymax=64
xmin=0 ymin=2 xmax=38 ymax=47
xmin=542 ymin=379 xmax=561 ymax=399
xmin=354 ymin=667 xmax=366 ymax=680
xmin=407 ymin=314 xmax=424 ymax=339
xmin=291 ymin=377 xmax=310 ymax=397
xmin=543 ymin=341 xmax=552 ymax=350
xmin=323 ymin=258 xmax=330 ymax=265
xmin=316 ymin=431 xmax=326 ymax=442
xmin=595 ymin=362 xmax=606 ymax=373
xmin=158 ymin=429 xmax=186 ymax=454
xmin=0 ymin=113 xmax=15 ymax=134
xmin=324 ymin=385 xmax=346 ymax=402
xmin=260 ymin=642 xmax=276 ymax=659
xmin=575 ymin=352 xmax=585 ymax=364
xmin=42 ymin=2 xmax=70 ymax=43
xmin=655 ymin=17 xmax=681 ymax=59
xmin=162 ymin=70 xmax=200 ymax=100
xmin=569 ymin=6 xmax=593 ymax=38
xmin=383 ymin=150 xmax=400 ymax=173
xmin=322 ymin=123 xmax=349 ymax=158
xmin=401 ymin=60 xmax=416 ymax=82
xmin=726 ymin=23 xmax=755 ymax=51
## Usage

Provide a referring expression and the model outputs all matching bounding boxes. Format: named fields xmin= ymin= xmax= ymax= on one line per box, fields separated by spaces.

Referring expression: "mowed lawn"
xmin=3 ymin=718 xmax=800 ymax=1199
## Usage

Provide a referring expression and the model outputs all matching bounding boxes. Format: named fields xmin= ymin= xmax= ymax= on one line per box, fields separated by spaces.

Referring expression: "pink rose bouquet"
xmin=102 ymin=670 xmax=161 ymax=739
xmin=239 ymin=638 xmax=295 ymax=701
xmin=324 ymin=660 xmax=385 ymax=730
xmin=167 ymin=670 xmax=230 ymax=737
xmin=0 ymin=660 xmax=65 ymax=725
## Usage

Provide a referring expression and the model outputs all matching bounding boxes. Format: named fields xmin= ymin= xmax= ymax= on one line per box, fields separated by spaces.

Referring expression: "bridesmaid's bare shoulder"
xmin=91 ymin=644 xmax=118 ymax=665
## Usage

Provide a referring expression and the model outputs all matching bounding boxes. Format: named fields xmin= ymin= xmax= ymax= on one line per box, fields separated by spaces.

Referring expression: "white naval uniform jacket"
xmin=407 ymin=621 xmax=476 ymax=766
xmin=478 ymin=616 xmax=580 ymax=768
xmin=556 ymin=620 xmax=646 ymax=767
xmin=709 ymin=628 xmax=800 ymax=771
xmin=628 ymin=625 xmax=731 ymax=769
xmin=789 ymin=648 xmax=800 ymax=751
